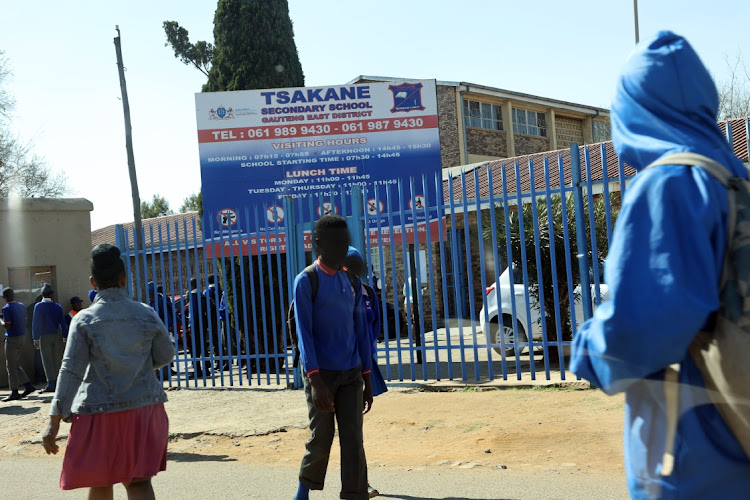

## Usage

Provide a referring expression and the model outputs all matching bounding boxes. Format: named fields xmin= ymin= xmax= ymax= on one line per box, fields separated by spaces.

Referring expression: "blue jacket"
xmin=2 ymin=301 xmax=26 ymax=337
xmin=149 ymin=294 xmax=175 ymax=329
xmin=293 ymin=259 xmax=371 ymax=376
xmin=32 ymin=299 xmax=68 ymax=340
xmin=570 ymin=31 xmax=750 ymax=499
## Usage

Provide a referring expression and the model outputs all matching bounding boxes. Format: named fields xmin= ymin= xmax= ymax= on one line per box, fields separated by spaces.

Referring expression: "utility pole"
xmin=114 ymin=26 xmax=146 ymax=294
xmin=633 ymin=0 xmax=640 ymax=44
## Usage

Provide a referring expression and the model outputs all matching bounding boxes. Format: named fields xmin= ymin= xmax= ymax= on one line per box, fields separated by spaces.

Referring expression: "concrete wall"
xmin=0 ymin=198 xmax=93 ymax=387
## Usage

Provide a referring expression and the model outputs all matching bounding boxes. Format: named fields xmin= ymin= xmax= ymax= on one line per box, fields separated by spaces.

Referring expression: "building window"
xmin=7 ymin=266 xmax=56 ymax=305
xmin=463 ymin=99 xmax=503 ymax=131
xmin=512 ymin=108 xmax=547 ymax=137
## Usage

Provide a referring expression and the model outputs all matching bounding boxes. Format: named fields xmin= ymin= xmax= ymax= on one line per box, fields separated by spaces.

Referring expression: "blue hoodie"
xmin=570 ymin=31 xmax=750 ymax=499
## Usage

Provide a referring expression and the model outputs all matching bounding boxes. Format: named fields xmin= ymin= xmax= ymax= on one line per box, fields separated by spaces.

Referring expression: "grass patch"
xmin=462 ymin=423 xmax=489 ymax=433
xmin=461 ymin=386 xmax=479 ymax=393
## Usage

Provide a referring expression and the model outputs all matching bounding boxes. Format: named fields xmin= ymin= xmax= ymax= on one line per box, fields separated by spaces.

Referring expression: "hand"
xmin=309 ymin=375 xmax=334 ymax=412
xmin=34 ymin=340 xmax=40 ymax=350
xmin=362 ymin=375 xmax=373 ymax=414
xmin=42 ymin=416 xmax=62 ymax=455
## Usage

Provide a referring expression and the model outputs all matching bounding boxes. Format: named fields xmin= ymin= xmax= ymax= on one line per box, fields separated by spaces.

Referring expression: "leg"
xmin=88 ymin=486 xmax=114 ymax=500
xmin=38 ymin=335 xmax=55 ymax=387
xmin=336 ymin=367 xmax=367 ymax=500
xmin=123 ymin=477 xmax=155 ymax=500
xmin=6 ymin=336 xmax=31 ymax=390
xmin=299 ymin=370 xmax=337 ymax=491
xmin=4 ymin=337 xmax=18 ymax=391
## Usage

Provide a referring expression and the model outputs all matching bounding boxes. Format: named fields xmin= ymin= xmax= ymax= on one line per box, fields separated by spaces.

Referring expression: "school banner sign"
xmin=195 ymin=80 xmax=442 ymax=255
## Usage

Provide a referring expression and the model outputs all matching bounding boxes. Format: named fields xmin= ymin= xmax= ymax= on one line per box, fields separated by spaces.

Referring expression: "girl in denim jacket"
xmin=42 ymin=243 xmax=175 ymax=499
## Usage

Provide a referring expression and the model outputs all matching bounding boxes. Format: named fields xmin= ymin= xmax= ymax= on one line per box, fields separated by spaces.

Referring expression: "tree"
xmin=717 ymin=50 xmax=750 ymax=121
xmin=0 ymin=51 xmax=69 ymax=198
xmin=483 ymin=192 xmax=621 ymax=356
xmin=179 ymin=191 xmax=202 ymax=214
xmin=140 ymin=194 xmax=174 ymax=219
xmin=162 ymin=21 xmax=218 ymax=89
xmin=163 ymin=0 xmax=304 ymax=92
xmin=163 ymin=0 xmax=304 ymax=370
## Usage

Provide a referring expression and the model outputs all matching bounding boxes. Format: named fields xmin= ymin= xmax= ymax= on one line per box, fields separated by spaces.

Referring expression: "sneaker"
xmin=368 ymin=484 xmax=379 ymax=498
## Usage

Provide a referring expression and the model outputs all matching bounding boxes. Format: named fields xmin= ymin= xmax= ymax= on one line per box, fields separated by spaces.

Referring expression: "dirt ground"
xmin=0 ymin=383 xmax=625 ymax=477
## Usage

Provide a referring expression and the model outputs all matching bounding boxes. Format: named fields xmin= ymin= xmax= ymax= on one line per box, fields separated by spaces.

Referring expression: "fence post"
xmin=350 ymin=186 xmax=365 ymax=252
xmin=571 ymin=144 xmax=593 ymax=320
xmin=283 ymin=195 xmax=304 ymax=389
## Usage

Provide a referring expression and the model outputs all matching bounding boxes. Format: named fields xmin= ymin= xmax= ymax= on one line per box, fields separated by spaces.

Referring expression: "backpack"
xmin=198 ymin=292 xmax=220 ymax=335
xmin=647 ymin=152 xmax=750 ymax=471
xmin=286 ymin=264 xmax=360 ymax=368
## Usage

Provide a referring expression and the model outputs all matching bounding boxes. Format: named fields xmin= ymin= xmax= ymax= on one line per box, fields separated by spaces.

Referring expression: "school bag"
xmin=647 ymin=152 xmax=750 ymax=472
xmin=197 ymin=292 xmax=220 ymax=335
xmin=286 ymin=264 xmax=362 ymax=368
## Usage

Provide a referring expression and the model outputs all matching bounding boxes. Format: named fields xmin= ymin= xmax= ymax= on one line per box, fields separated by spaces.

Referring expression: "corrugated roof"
xmin=445 ymin=117 xmax=750 ymax=202
xmin=444 ymin=142 xmax=633 ymax=202
xmin=91 ymin=212 xmax=202 ymax=249
xmin=719 ymin=117 xmax=750 ymax=163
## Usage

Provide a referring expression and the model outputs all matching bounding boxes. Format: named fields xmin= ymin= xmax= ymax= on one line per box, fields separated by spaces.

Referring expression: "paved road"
xmin=6 ymin=456 xmax=628 ymax=499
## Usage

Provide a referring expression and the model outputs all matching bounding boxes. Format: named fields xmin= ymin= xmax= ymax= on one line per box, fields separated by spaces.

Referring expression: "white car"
xmin=479 ymin=266 xmax=609 ymax=355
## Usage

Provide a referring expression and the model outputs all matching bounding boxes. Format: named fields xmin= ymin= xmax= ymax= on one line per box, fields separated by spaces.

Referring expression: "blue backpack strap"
xmin=304 ymin=264 xmax=319 ymax=302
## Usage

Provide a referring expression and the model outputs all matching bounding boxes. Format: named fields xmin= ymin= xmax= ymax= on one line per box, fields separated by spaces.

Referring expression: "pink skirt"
xmin=60 ymin=403 xmax=169 ymax=490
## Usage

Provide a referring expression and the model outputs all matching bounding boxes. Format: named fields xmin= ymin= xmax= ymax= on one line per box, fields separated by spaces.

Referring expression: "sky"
xmin=1 ymin=0 xmax=749 ymax=231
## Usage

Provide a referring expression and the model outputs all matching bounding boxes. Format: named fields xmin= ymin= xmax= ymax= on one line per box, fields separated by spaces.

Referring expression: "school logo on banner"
xmin=388 ymin=83 xmax=426 ymax=113
xmin=209 ymin=106 xmax=235 ymax=120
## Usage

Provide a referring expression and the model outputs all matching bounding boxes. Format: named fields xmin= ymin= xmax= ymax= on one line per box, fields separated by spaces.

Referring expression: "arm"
xmin=294 ymin=273 xmax=319 ymax=376
xmin=50 ymin=320 xmax=90 ymax=421
xmin=570 ymin=168 xmax=724 ymax=394
xmin=353 ymin=285 xmax=372 ymax=374
xmin=353 ymin=285 xmax=374 ymax=413
xmin=149 ymin=307 xmax=176 ymax=369
xmin=32 ymin=305 xmax=41 ymax=341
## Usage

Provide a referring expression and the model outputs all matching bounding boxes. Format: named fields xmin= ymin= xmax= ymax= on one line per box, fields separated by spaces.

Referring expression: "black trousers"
xmin=299 ymin=366 xmax=368 ymax=500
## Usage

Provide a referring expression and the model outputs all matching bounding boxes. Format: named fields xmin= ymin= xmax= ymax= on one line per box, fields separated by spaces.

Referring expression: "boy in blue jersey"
xmin=570 ymin=31 xmax=750 ymax=499
xmin=293 ymin=215 xmax=373 ymax=500
xmin=32 ymin=284 xmax=68 ymax=394
xmin=2 ymin=288 xmax=37 ymax=401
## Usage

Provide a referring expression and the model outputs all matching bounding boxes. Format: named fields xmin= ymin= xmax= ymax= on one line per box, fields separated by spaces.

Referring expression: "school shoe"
xmin=38 ymin=387 xmax=55 ymax=394
xmin=368 ymin=484 xmax=379 ymax=498
xmin=20 ymin=387 xmax=35 ymax=398
xmin=1 ymin=393 xmax=22 ymax=402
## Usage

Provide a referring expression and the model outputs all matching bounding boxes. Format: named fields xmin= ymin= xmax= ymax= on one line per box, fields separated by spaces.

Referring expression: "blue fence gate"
xmin=116 ymin=119 xmax=748 ymax=387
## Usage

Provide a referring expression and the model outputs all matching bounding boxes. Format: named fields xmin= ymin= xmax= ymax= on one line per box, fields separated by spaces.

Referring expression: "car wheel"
xmin=489 ymin=316 xmax=527 ymax=355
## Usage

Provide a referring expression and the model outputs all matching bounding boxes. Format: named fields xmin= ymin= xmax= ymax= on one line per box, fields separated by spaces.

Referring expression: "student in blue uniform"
xmin=293 ymin=215 xmax=373 ymax=500
xmin=570 ymin=31 xmax=750 ymax=499
xmin=2 ymin=288 xmax=37 ymax=401
xmin=32 ymin=284 xmax=68 ymax=394
xmin=343 ymin=246 xmax=387 ymax=499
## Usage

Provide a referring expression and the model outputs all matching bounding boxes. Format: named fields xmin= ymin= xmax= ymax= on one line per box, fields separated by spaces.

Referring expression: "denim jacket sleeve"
xmin=149 ymin=307 xmax=175 ymax=369
xmin=50 ymin=320 xmax=90 ymax=420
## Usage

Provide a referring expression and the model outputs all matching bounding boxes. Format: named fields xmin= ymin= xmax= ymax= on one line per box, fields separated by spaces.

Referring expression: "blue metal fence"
xmin=115 ymin=120 xmax=747 ymax=387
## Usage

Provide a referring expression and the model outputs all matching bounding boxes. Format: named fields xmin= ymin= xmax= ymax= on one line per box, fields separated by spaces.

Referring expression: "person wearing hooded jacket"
xmin=570 ymin=31 xmax=750 ymax=499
